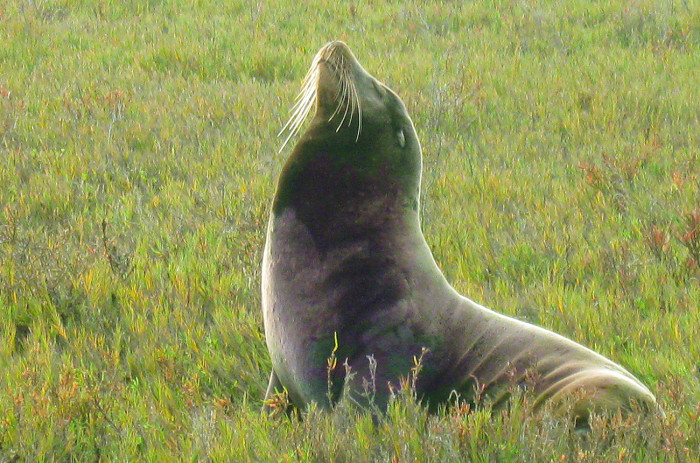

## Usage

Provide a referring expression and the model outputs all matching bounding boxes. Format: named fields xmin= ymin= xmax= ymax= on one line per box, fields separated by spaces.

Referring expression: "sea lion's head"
xmin=281 ymin=41 xmax=419 ymax=154
xmin=276 ymin=41 xmax=422 ymax=225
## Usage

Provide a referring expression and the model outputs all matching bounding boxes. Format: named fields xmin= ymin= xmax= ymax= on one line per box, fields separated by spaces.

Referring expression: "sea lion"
xmin=262 ymin=41 xmax=656 ymax=426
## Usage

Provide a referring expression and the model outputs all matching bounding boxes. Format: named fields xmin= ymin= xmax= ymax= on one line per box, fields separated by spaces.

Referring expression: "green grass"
xmin=1 ymin=0 xmax=698 ymax=460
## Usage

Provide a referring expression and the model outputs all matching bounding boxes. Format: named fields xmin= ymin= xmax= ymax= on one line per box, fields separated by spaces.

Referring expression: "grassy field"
xmin=1 ymin=0 xmax=699 ymax=460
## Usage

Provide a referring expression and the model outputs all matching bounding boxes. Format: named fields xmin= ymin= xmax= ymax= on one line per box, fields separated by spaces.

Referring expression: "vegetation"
xmin=1 ymin=0 xmax=698 ymax=460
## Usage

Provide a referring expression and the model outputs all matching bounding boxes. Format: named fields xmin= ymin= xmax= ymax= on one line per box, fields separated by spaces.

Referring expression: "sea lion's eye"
xmin=396 ymin=128 xmax=405 ymax=148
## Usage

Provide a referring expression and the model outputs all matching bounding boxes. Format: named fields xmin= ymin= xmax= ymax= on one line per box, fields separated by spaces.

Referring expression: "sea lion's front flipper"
xmin=263 ymin=369 xmax=287 ymax=413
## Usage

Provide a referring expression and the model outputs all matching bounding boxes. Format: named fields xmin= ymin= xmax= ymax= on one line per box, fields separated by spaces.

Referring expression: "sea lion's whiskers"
xmin=335 ymin=56 xmax=354 ymax=133
xmin=342 ymin=65 xmax=355 ymax=128
xmin=350 ymin=73 xmax=362 ymax=141
xmin=328 ymin=77 xmax=345 ymax=122
xmin=279 ymin=90 xmax=314 ymax=151
xmin=279 ymin=53 xmax=321 ymax=152
xmin=279 ymin=42 xmax=365 ymax=151
xmin=288 ymin=83 xmax=314 ymax=129
xmin=329 ymin=55 xmax=349 ymax=127
xmin=328 ymin=54 xmax=346 ymax=131
xmin=281 ymin=87 xmax=311 ymax=132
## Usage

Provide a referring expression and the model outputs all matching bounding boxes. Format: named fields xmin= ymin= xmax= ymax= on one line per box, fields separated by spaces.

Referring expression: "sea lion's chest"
xmin=262 ymin=207 xmax=368 ymax=403
xmin=263 ymin=208 xmax=341 ymax=330
xmin=262 ymin=206 xmax=425 ymax=403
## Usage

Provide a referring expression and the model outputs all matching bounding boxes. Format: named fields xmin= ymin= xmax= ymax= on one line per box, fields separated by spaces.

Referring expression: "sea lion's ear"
xmin=372 ymin=80 xmax=384 ymax=97
xmin=396 ymin=128 xmax=406 ymax=148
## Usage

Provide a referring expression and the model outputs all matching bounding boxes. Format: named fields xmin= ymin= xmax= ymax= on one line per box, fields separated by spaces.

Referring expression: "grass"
xmin=1 ymin=0 xmax=698 ymax=460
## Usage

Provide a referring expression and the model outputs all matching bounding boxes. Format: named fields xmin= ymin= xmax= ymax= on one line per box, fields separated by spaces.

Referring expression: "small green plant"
xmin=1 ymin=0 xmax=698 ymax=460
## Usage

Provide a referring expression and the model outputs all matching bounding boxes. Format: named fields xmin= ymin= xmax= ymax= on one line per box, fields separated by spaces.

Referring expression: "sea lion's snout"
xmin=317 ymin=40 xmax=355 ymax=65
xmin=279 ymin=40 xmax=367 ymax=151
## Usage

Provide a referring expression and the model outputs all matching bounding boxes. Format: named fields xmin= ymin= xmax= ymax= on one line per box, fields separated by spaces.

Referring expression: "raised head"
xmin=275 ymin=41 xmax=423 ymax=235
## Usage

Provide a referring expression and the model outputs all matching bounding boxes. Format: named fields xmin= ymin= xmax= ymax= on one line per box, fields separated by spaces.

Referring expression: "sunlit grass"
xmin=1 ymin=0 xmax=698 ymax=460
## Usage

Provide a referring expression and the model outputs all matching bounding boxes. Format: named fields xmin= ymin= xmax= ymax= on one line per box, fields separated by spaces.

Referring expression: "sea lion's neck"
xmin=273 ymin=126 xmax=421 ymax=249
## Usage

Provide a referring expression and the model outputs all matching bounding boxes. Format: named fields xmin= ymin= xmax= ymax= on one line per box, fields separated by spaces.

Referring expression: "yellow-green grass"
xmin=1 ymin=0 xmax=698 ymax=460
